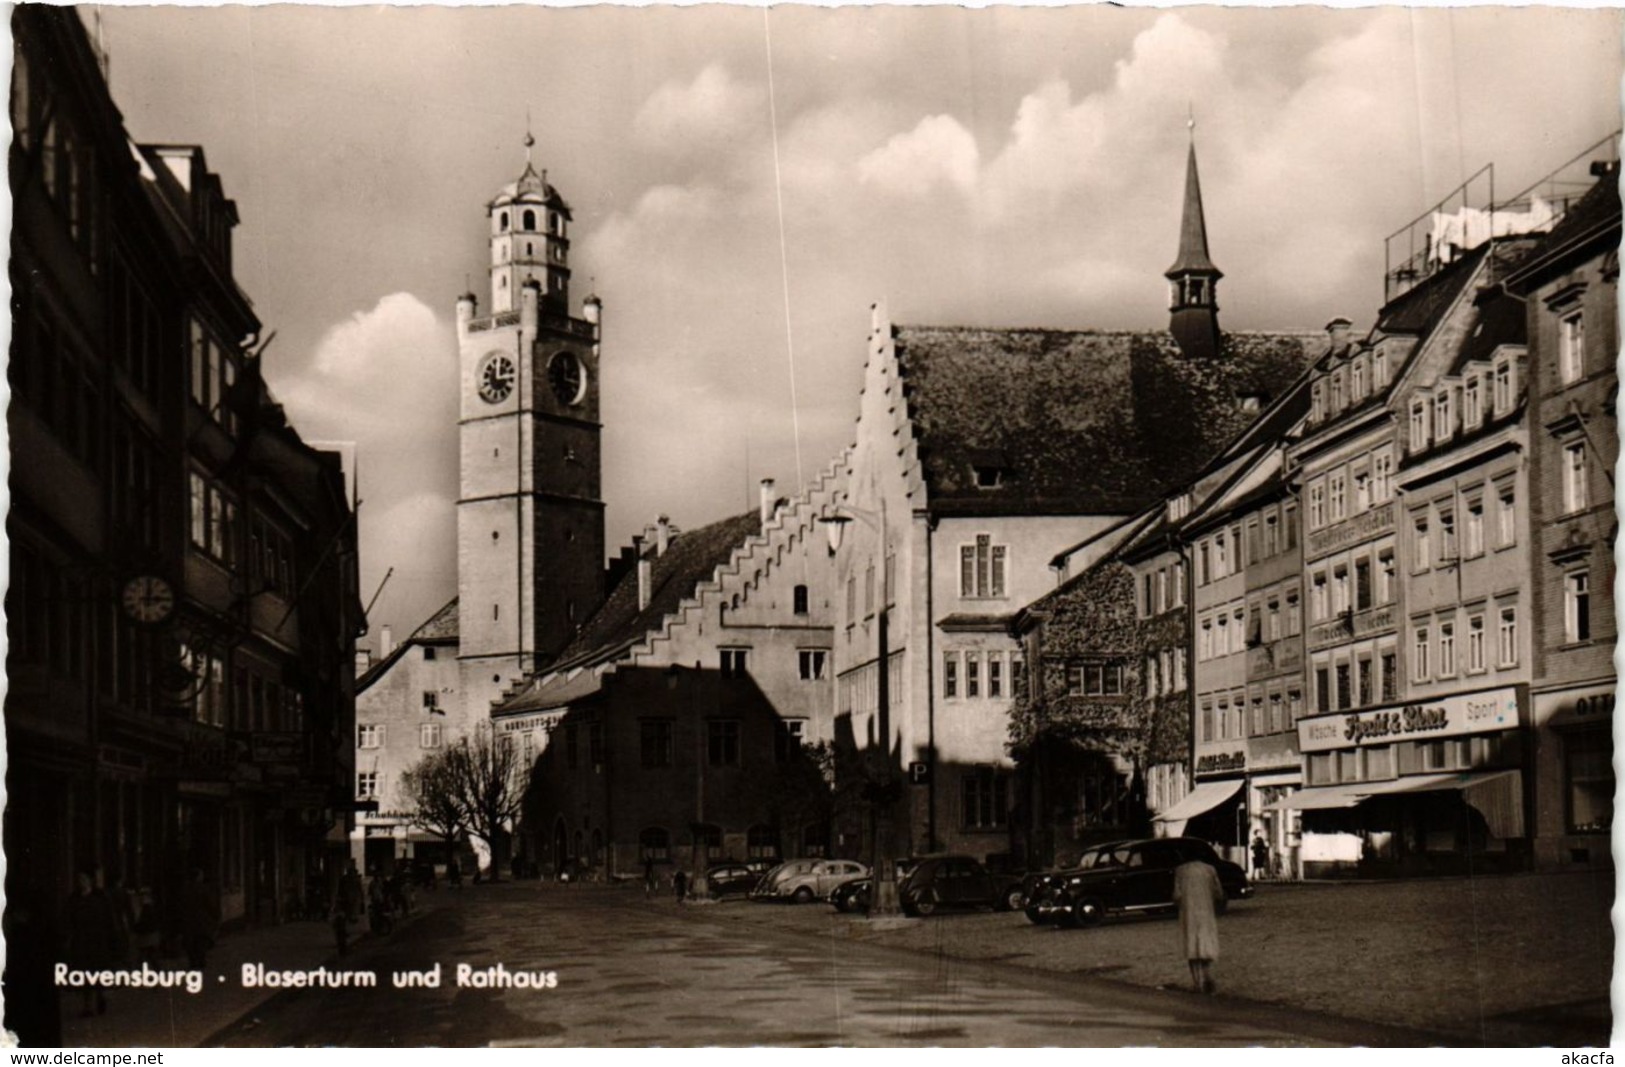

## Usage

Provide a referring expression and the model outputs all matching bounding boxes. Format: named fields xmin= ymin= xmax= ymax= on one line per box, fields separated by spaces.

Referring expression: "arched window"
xmin=746 ymin=825 xmax=778 ymax=863
xmin=523 ymin=209 xmax=536 ymax=231
xmin=639 ymin=827 xmax=669 ymax=861
xmin=499 ymin=211 xmax=509 ymax=231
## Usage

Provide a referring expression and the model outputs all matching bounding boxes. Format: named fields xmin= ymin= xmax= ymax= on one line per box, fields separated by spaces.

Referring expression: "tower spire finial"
xmin=524 ymin=110 xmax=535 ymax=167
xmin=1187 ymin=102 xmax=1195 ymax=139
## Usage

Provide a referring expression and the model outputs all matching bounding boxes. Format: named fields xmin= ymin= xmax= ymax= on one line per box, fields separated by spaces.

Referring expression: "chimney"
xmin=378 ymin=625 xmax=394 ymax=660
xmin=759 ymin=478 xmax=776 ymax=525
xmin=1326 ymin=317 xmax=1353 ymax=351
xmin=655 ymin=515 xmax=671 ymax=556
xmin=354 ymin=648 xmax=374 ymax=678
xmin=635 ymin=537 xmax=652 ymax=611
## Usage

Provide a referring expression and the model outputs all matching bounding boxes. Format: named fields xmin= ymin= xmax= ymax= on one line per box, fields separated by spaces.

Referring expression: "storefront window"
xmin=1308 ymin=752 xmax=1334 ymax=786
xmin=1365 ymin=745 xmax=1393 ymax=779
xmin=1339 ymin=750 xmax=1362 ymax=783
xmin=1566 ymin=731 xmax=1613 ymax=834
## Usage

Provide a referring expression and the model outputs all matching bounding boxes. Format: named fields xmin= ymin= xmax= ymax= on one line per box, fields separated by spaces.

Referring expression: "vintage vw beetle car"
xmin=750 ymin=858 xmax=869 ymax=903
xmin=1039 ymin=837 xmax=1251 ymax=927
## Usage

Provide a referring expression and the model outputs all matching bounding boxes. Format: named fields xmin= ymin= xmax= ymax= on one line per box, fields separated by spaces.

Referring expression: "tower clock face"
xmin=478 ymin=353 xmax=516 ymax=404
xmin=122 ymin=575 xmax=175 ymax=625
xmin=548 ymin=351 xmax=587 ymax=407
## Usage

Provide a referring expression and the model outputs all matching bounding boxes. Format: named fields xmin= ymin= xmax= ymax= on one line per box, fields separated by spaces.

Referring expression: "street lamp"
xmin=819 ymin=499 xmax=903 ymax=917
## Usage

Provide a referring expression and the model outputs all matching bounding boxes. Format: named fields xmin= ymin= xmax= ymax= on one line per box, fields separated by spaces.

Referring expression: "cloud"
xmin=856 ymin=114 xmax=979 ymax=198
xmin=633 ymin=64 xmax=764 ymax=159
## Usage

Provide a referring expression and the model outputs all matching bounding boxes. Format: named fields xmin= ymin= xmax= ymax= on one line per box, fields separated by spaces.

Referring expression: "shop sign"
xmin=1195 ymin=751 xmax=1246 ymax=776
xmin=1306 ymin=501 xmax=1394 ymax=559
xmin=1297 ymin=686 xmax=1519 ymax=752
xmin=1538 ymin=684 xmax=1615 ymax=729
xmin=1308 ymin=606 xmax=1395 ymax=651
xmin=250 ymin=732 xmax=308 ymax=766
xmin=1248 ymin=732 xmax=1302 ymax=771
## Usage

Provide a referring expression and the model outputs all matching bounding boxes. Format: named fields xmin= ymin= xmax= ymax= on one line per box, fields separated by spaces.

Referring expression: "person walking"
xmin=63 ymin=870 xmax=118 ymax=1017
xmin=1250 ymin=832 xmax=1270 ymax=882
xmin=1172 ymin=859 xmax=1224 ymax=994
xmin=643 ymin=858 xmax=657 ymax=899
xmin=180 ymin=868 xmax=220 ymax=970
xmin=672 ymin=868 xmax=688 ymax=902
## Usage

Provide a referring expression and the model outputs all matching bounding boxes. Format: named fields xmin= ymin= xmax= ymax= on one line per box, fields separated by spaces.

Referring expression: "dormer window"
xmin=1351 ymin=358 xmax=1367 ymax=401
xmin=1409 ymin=400 xmax=1428 ymax=452
xmin=1493 ymin=358 xmax=1514 ymax=414
xmin=1373 ymin=349 xmax=1390 ymax=388
xmin=1167 ymin=494 xmax=1191 ymax=522
xmin=1311 ymin=382 xmax=1325 ymax=422
xmin=1464 ymin=376 xmax=1482 ymax=430
xmin=1432 ymin=390 xmax=1453 ymax=442
xmin=975 ymin=466 xmax=1004 ymax=489
xmin=1329 ymin=371 xmax=1345 ymax=412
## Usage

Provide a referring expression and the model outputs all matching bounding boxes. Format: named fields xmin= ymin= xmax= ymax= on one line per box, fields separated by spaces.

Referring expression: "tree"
xmin=445 ymin=722 xmax=526 ymax=880
xmin=400 ymin=747 xmax=467 ymax=858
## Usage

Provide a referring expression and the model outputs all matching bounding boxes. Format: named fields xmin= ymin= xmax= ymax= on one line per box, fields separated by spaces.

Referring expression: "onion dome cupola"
xmin=488 ymin=133 xmax=574 ymax=315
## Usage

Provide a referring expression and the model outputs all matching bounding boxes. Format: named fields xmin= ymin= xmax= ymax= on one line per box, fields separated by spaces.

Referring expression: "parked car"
xmin=705 ymin=862 xmax=758 ymax=898
xmin=1037 ymin=837 xmax=1252 ymax=927
xmin=828 ymin=877 xmax=869 ymax=913
xmin=897 ymin=855 xmax=1025 ymax=917
xmin=1022 ymin=840 xmax=1133 ymax=926
xmin=750 ymin=858 xmax=869 ymax=903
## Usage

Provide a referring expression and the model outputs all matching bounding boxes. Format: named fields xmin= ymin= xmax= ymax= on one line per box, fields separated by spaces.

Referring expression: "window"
xmin=422 ymin=690 xmax=439 ymax=712
xmin=943 ymin=652 xmax=959 ymax=699
xmin=1331 ymin=566 xmax=1349 ymax=615
xmin=1071 ymin=662 xmax=1124 ymax=696
xmin=1311 ymin=382 xmax=1325 ymax=422
xmin=1267 ymin=598 xmax=1281 ymax=640
xmin=1410 ymin=401 xmax=1428 ymax=451
xmin=1498 ymin=607 xmax=1518 ymax=667
xmin=1214 ymin=531 xmax=1229 ymax=577
xmin=1464 ymin=500 xmax=1484 ymax=558
xmin=1464 ymin=376 xmax=1482 ymax=429
xmin=1355 ymin=559 xmax=1372 ymax=611
xmin=1215 ymin=613 xmax=1229 ymax=655
xmin=1380 ymin=651 xmax=1397 ymax=701
xmin=1329 ymin=371 xmax=1345 ymax=412
xmin=988 ymin=653 xmax=1004 ymax=699
xmin=1353 ymin=472 xmax=1371 ymax=513
xmin=423 ymin=646 xmax=437 ymax=661
xmin=965 ymin=652 xmax=981 ymax=698
xmin=1377 ymin=550 xmax=1395 ymax=605
xmin=1200 ymin=701 xmax=1214 ymax=742
xmin=1565 ymin=731 xmax=1613 ymax=834
xmin=775 ymin=719 xmax=807 ymax=763
xmin=1438 ymin=621 xmax=1455 ymax=677
xmin=1308 ymin=481 xmax=1326 ymax=529
xmin=1311 ymin=571 xmax=1329 ymax=621
xmin=793 ymin=585 xmax=809 ymax=615
xmin=1269 ymin=693 xmax=1285 ymax=732
xmin=1286 ymin=591 xmax=1301 ymax=635
xmin=1566 ymin=572 xmax=1592 ymax=643
xmin=1560 ymin=312 xmax=1585 ymax=384
xmin=1437 ymin=507 xmax=1456 ymax=563
xmin=1199 ymin=618 xmax=1213 ymax=660
xmin=1169 ymin=560 xmax=1185 ymax=607
xmin=1493 ymin=360 xmax=1512 ymax=413
xmin=1351 ymin=359 xmax=1367 ymax=400
xmin=1467 ymin=614 xmax=1486 ymax=671
xmin=798 ymin=649 xmax=828 ymax=681
xmin=960 ymin=535 xmax=1007 ymax=598
xmin=1372 ymin=448 xmax=1394 ymax=503
xmin=1263 ymin=512 xmax=1279 ymax=558
xmin=420 ymin=723 xmax=442 ymax=748
xmin=1357 ymin=657 xmax=1373 ymax=706
xmin=358 ymin=725 xmax=384 ymax=749
xmin=845 ymin=576 xmax=855 ymax=622
xmin=1197 ymin=542 xmax=1210 ymax=585
xmin=962 ymin=768 xmax=1007 ymax=830
xmin=1288 ymin=689 xmax=1304 ymax=723
xmin=720 ymin=648 xmax=749 ymax=678
xmin=1497 ymin=486 xmax=1517 ymax=547
xmin=1013 ymin=652 xmax=1029 ymax=700
xmin=1564 ymin=443 xmax=1588 ymax=513
xmin=1412 ymin=514 xmax=1430 ymax=571
xmin=357 ymin=772 xmax=379 ymax=800
xmin=1374 ymin=349 xmax=1390 ymax=387
xmin=707 ymin=720 xmax=740 ymax=766
xmin=641 ymin=719 xmax=674 ymax=768
xmin=1328 ymin=471 xmax=1347 ymax=522
xmin=1433 ymin=390 xmax=1453 ymax=442
xmin=639 ymin=827 xmax=671 ymax=862
xmin=1412 ymin=626 xmax=1430 ymax=682
xmin=1315 ymin=667 xmax=1330 ymax=712
xmin=864 ymin=561 xmax=875 ymax=616
xmin=1335 ymin=663 xmax=1351 ymax=709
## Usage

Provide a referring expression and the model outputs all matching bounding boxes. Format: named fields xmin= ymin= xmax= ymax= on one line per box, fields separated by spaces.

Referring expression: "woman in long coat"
xmin=1171 ymin=859 xmax=1224 ymax=994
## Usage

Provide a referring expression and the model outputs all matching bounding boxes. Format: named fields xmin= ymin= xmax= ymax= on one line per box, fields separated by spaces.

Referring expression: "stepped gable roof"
xmin=550 ymin=510 xmax=763 ymax=672
xmin=356 ymin=597 xmax=458 ymax=693
xmin=894 ymin=325 xmax=1319 ymax=517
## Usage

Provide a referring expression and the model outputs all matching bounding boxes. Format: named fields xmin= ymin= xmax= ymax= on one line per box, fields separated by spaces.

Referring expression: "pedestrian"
xmin=643 ymin=858 xmax=657 ymax=898
xmin=1172 ymin=859 xmax=1224 ymax=994
xmin=1250 ymin=832 xmax=1270 ymax=882
xmin=63 ymin=870 xmax=118 ymax=1017
xmin=447 ymin=856 xmax=462 ymax=889
xmin=180 ymin=867 xmax=220 ymax=970
xmin=673 ymin=868 xmax=688 ymax=902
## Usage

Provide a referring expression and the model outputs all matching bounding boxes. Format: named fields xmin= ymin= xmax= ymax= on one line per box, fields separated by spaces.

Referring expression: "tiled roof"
xmin=1376 ymin=244 xmax=1489 ymax=336
xmin=894 ymin=326 xmax=1320 ymax=516
xmin=410 ymin=598 xmax=460 ymax=642
xmin=1452 ymin=288 xmax=1528 ymax=374
xmin=548 ymin=510 xmax=763 ymax=671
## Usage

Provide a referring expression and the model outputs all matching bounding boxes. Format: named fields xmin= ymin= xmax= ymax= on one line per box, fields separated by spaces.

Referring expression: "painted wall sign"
xmin=1195 ymin=751 xmax=1246 ymax=775
xmin=1297 ymin=686 xmax=1520 ymax=752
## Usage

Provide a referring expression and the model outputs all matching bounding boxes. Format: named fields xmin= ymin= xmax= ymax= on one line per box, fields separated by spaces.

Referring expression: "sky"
xmin=91 ymin=4 xmax=1623 ymax=645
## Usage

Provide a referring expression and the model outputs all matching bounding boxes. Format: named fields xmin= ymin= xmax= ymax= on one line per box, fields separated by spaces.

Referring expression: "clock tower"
xmin=456 ymin=142 xmax=605 ymax=714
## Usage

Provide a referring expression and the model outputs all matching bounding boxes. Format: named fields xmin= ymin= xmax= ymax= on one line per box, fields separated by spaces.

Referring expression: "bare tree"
xmin=445 ymin=722 xmax=526 ymax=880
xmin=400 ymin=747 xmax=467 ymax=858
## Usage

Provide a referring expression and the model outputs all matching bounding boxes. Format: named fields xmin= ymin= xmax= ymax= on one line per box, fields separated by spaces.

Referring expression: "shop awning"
xmin=1262 ymin=783 xmax=1369 ymax=811
xmin=1153 ymin=778 xmax=1243 ymax=837
xmin=1355 ymin=770 xmax=1525 ymax=839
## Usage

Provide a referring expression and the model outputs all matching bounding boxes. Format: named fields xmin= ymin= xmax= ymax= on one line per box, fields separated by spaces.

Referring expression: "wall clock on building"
xmin=548 ymin=351 xmax=587 ymax=406
xmin=478 ymin=353 xmax=516 ymax=404
xmin=122 ymin=575 xmax=175 ymax=625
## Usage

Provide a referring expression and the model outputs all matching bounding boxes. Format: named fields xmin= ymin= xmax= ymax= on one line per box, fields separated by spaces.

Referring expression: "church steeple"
xmin=1165 ymin=122 xmax=1222 ymax=360
xmin=486 ymin=133 xmax=573 ymax=316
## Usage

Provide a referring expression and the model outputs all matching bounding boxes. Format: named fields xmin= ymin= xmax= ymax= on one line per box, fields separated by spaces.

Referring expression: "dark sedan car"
xmin=828 ymin=876 xmax=870 ymax=913
xmin=898 ymin=855 xmax=1025 ymax=917
xmin=1034 ymin=837 xmax=1251 ymax=927
xmin=705 ymin=863 xmax=759 ymax=898
xmin=1022 ymin=840 xmax=1132 ymax=926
